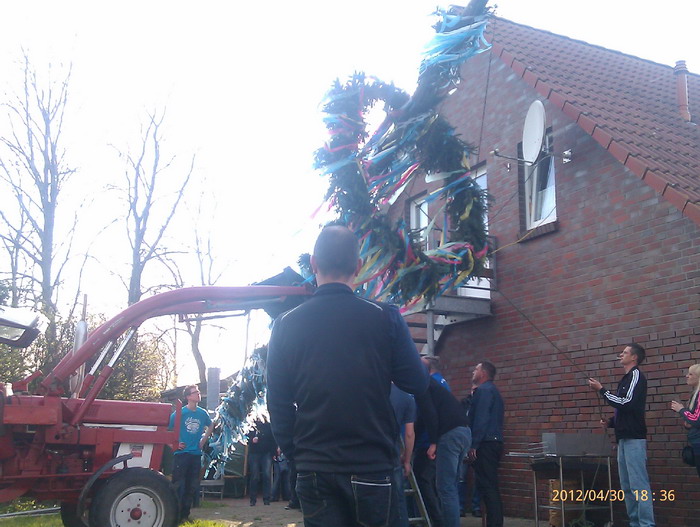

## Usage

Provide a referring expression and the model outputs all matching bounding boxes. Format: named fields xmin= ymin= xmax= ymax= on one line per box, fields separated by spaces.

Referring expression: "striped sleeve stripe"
xmin=604 ymin=369 xmax=639 ymax=405
xmin=682 ymin=399 xmax=700 ymax=422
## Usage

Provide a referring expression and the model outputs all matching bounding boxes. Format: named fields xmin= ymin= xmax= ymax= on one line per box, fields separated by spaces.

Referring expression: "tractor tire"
xmin=89 ymin=468 xmax=178 ymax=527
xmin=60 ymin=502 xmax=86 ymax=527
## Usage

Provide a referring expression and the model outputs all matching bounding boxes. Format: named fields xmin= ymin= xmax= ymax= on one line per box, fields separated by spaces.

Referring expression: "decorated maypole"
xmin=315 ymin=0 xmax=492 ymax=310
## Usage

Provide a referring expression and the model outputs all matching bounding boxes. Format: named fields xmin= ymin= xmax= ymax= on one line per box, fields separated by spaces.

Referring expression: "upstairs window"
xmin=409 ymin=196 xmax=431 ymax=249
xmin=525 ymin=131 xmax=556 ymax=229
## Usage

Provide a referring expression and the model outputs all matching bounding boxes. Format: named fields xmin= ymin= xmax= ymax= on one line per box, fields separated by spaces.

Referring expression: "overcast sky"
xmin=2 ymin=0 xmax=697 ymax=382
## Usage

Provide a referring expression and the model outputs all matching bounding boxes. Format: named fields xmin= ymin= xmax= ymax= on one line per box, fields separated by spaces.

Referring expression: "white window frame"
xmin=409 ymin=197 xmax=431 ymax=249
xmin=525 ymin=132 xmax=557 ymax=229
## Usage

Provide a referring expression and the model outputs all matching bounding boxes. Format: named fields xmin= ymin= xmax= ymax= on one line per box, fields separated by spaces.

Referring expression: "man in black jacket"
xmin=588 ymin=343 xmax=655 ymax=527
xmin=246 ymin=417 xmax=276 ymax=506
xmin=468 ymin=361 xmax=504 ymax=527
xmin=267 ymin=225 xmax=428 ymax=527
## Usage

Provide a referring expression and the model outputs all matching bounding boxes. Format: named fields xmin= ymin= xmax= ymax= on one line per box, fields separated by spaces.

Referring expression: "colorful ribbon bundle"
xmin=315 ymin=4 xmax=493 ymax=308
xmin=207 ymin=346 xmax=269 ymax=465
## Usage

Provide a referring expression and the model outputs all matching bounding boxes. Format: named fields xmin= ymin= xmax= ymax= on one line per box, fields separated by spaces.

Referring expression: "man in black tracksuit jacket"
xmin=588 ymin=343 xmax=655 ymax=527
xmin=267 ymin=225 xmax=428 ymax=527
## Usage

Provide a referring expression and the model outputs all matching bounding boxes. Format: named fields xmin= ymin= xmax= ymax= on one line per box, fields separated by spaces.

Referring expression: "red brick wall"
xmin=431 ymin=49 xmax=700 ymax=525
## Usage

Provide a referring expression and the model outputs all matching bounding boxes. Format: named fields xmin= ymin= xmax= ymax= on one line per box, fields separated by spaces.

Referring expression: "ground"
xmin=190 ymin=498 xmax=534 ymax=526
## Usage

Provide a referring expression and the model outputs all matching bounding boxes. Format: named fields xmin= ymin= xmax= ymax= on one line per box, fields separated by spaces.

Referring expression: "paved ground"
xmin=191 ymin=497 xmax=536 ymax=526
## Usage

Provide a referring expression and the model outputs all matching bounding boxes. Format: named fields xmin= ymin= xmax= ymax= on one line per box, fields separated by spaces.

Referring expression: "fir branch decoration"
xmin=315 ymin=2 xmax=493 ymax=308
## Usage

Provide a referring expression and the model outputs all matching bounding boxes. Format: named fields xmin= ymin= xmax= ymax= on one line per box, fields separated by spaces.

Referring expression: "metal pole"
xmin=207 ymin=367 xmax=220 ymax=411
xmin=427 ymin=310 xmax=435 ymax=356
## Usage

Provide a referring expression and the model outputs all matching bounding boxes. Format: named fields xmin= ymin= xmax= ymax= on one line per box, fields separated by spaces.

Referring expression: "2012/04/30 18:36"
xmin=551 ymin=489 xmax=676 ymax=502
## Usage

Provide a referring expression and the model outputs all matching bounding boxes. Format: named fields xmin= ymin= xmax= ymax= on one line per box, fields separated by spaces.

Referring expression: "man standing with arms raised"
xmin=588 ymin=343 xmax=655 ymax=527
xmin=267 ymin=224 xmax=428 ymax=527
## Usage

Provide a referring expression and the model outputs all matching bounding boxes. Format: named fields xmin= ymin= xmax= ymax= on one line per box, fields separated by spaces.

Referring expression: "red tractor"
xmin=0 ymin=285 xmax=309 ymax=526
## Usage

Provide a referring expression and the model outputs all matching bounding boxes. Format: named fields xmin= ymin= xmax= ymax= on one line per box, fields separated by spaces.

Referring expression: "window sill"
xmin=518 ymin=220 xmax=559 ymax=242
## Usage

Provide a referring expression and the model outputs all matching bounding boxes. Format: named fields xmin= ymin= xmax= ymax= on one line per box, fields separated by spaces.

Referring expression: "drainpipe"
xmin=674 ymin=60 xmax=692 ymax=122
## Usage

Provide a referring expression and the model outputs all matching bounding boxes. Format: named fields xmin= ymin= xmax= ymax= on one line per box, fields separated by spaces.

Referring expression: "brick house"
xmin=398 ymin=17 xmax=699 ymax=525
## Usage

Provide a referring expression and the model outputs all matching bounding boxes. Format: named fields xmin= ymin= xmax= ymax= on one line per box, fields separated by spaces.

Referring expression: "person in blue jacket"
xmin=468 ymin=361 xmax=504 ymax=527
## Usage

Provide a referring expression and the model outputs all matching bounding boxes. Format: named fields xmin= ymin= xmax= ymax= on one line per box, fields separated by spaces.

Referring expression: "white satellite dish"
xmin=522 ymin=100 xmax=546 ymax=165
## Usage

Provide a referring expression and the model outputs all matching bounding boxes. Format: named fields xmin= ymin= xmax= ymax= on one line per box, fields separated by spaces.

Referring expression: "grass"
xmin=0 ymin=513 xmax=60 ymax=527
xmin=0 ymin=512 xmax=231 ymax=527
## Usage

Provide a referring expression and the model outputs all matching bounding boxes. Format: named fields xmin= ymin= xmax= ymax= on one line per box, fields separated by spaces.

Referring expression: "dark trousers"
xmin=172 ymin=452 xmax=201 ymax=520
xmin=413 ymin=450 xmax=442 ymax=527
xmin=296 ymin=470 xmax=400 ymax=527
xmin=272 ymin=461 xmax=291 ymax=501
xmin=248 ymin=452 xmax=273 ymax=503
xmin=288 ymin=459 xmax=300 ymax=506
xmin=692 ymin=443 xmax=700 ymax=479
xmin=473 ymin=441 xmax=504 ymax=527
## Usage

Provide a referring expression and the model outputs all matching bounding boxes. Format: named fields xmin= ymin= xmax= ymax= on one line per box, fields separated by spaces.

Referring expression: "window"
xmin=525 ymin=131 xmax=556 ymax=229
xmin=409 ymin=196 xmax=432 ymax=249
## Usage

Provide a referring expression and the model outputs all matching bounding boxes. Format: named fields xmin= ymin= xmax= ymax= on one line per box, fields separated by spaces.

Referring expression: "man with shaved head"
xmin=267 ymin=224 xmax=428 ymax=527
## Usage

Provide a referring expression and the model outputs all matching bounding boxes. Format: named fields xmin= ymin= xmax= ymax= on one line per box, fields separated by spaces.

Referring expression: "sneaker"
xmin=250 ymin=500 xmax=256 ymax=506
xmin=285 ymin=501 xmax=300 ymax=510
xmin=263 ymin=500 xmax=270 ymax=505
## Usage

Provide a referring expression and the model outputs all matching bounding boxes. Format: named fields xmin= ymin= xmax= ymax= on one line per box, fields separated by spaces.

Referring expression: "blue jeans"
xmin=394 ymin=465 xmax=409 ymax=527
xmin=617 ymin=439 xmax=655 ymax=527
xmin=248 ymin=452 xmax=273 ymax=503
xmin=296 ymin=470 xmax=400 ymax=527
xmin=172 ymin=452 xmax=201 ymax=520
xmin=436 ymin=426 xmax=471 ymax=527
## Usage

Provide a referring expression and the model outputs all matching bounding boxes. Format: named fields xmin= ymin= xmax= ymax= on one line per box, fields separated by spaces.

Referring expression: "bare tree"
xmin=0 ymin=54 xmax=78 ymax=357
xmin=157 ymin=193 xmax=223 ymax=384
xmin=113 ymin=111 xmax=194 ymax=306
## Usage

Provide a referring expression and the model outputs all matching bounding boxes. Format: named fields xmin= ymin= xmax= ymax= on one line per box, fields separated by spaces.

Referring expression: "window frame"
xmin=524 ymin=129 xmax=557 ymax=230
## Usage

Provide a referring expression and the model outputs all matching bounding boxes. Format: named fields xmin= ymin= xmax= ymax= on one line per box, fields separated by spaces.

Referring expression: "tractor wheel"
xmin=60 ymin=502 xmax=86 ymax=527
xmin=89 ymin=468 xmax=178 ymax=527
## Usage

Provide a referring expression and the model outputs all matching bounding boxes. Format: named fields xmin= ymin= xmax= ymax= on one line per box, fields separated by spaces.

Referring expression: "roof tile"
xmin=522 ymin=69 xmax=538 ymax=88
xmin=625 ymin=155 xmax=648 ymax=179
xmin=548 ymin=90 xmax=567 ymax=110
xmin=577 ymin=114 xmax=596 ymax=135
xmin=663 ymin=185 xmax=690 ymax=211
xmin=607 ymin=141 xmax=630 ymax=164
xmin=562 ymin=101 xmax=581 ymax=122
xmin=684 ymin=202 xmax=700 ymax=224
xmin=592 ymin=127 xmax=614 ymax=149
xmin=643 ymin=170 xmax=669 ymax=194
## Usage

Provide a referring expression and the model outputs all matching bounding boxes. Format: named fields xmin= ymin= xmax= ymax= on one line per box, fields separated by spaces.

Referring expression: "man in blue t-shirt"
xmin=169 ymin=385 xmax=213 ymax=522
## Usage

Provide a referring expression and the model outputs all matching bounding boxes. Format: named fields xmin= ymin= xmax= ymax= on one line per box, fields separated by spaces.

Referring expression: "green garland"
xmin=314 ymin=4 xmax=493 ymax=308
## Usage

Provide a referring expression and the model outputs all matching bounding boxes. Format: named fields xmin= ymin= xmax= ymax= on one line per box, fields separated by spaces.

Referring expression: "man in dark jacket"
xmin=246 ymin=417 xmax=277 ymax=506
xmin=415 ymin=376 xmax=471 ymax=527
xmin=267 ymin=225 xmax=428 ymax=527
xmin=468 ymin=361 xmax=504 ymax=527
xmin=588 ymin=343 xmax=655 ymax=527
